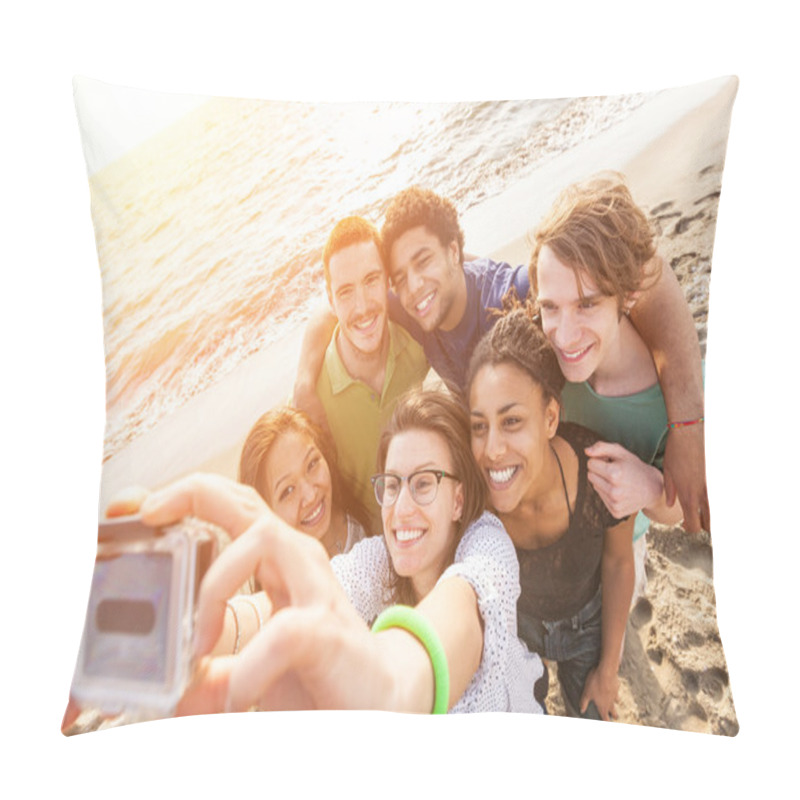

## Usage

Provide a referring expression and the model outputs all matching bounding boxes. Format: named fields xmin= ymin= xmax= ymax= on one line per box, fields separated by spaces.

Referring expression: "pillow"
xmin=65 ymin=75 xmax=738 ymax=734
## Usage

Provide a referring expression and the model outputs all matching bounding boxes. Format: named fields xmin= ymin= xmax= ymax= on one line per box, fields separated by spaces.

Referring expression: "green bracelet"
xmin=371 ymin=604 xmax=450 ymax=715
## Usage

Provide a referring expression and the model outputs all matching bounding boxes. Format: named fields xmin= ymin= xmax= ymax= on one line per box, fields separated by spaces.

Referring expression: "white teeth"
xmin=415 ymin=292 xmax=435 ymax=313
xmin=301 ymin=501 xmax=324 ymax=526
xmin=560 ymin=345 xmax=590 ymax=362
xmin=395 ymin=528 xmax=424 ymax=543
xmin=489 ymin=466 xmax=517 ymax=485
xmin=353 ymin=315 xmax=376 ymax=330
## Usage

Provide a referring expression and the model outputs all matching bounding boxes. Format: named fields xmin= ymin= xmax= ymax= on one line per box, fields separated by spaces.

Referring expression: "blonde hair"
xmin=529 ymin=173 xmax=660 ymax=312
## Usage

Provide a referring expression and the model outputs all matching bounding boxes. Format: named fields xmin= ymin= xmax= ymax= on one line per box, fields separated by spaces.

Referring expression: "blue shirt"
xmin=388 ymin=257 xmax=530 ymax=391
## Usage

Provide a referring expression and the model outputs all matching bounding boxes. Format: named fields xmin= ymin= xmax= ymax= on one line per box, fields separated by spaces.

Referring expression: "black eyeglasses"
xmin=370 ymin=469 xmax=460 ymax=508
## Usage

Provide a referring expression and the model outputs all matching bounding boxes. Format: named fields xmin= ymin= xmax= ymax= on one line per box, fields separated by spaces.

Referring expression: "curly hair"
xmin=239 ymin=406 xmax=370 ymax=533
xmin=465 ymin=300 xmax=565 ymax=407
xmin=376 ymin=389 xmax=486 ymax=605
xmin=322 ymin=216 xmax=384 ymax=292
xmin=381 ymin=186 xmax=465 ymax=266
xmin=528 ymin=173 xmax=661 ymax=312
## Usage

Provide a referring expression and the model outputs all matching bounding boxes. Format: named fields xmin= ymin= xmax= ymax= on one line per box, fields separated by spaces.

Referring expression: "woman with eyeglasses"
xmin=329 ymin=388 xmax=542 ymax=712
xmin=72 ymin=389 xmax=543 ymax=721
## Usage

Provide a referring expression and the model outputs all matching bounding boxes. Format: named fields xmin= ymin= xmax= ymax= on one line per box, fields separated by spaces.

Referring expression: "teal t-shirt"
xmin=560 ymin=363 xmax=704 ymax=540
xmin=561 ymin=380 xmax=667 ymax=541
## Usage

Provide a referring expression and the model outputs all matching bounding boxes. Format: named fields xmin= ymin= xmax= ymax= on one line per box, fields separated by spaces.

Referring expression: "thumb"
xmin=585 ymin=441 xmax=622 ymax=461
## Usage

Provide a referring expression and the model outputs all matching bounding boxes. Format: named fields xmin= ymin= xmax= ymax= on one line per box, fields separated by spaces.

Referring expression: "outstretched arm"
xmin=628 ymin=259 xmax=709 ymax=532
xmin=141 ymin=474 xmax=484 ymax=714
xmin=292 ymin=303 xmax=337 ymax=431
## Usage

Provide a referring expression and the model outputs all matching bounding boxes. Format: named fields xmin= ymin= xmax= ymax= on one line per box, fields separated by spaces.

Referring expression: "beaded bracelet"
xmin=371 ymin=605 xmax=450 ymax=715
xmin=239 ymin=596 xmax=264 ymax=631
xmin=667 ymin=416 xmax=704 ymax=430
xmin=226 ymin=600 xmax=241 ymax=655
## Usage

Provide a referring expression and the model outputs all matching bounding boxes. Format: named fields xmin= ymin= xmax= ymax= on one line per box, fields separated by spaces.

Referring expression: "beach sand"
xmin=81 ymin=75 xmax=738 ymax=734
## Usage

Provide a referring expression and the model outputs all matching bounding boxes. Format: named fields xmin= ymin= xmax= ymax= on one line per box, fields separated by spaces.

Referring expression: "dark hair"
xmin=376 ymin=389 xmax=486 ymax=604
xmin=529 ymin=173 xmax=660 ymax=312
xmin=239 ymin=406 xmax=369 ymax=532
xmin=465 ymin=301 xmax=565 ymax=405
xmin=381 ymin=187 xmax=465 ymax=266
xmin=322 ymin=216 xmax=384 ymax=292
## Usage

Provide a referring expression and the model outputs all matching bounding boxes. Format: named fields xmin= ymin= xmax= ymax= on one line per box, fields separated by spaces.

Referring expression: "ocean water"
xmin=89 ymin=91 xmax=652 ymax=460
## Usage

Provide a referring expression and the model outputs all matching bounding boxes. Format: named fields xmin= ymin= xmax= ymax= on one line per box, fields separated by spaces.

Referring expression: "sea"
xmin=87 ymin=90 xmax=652 ymax=461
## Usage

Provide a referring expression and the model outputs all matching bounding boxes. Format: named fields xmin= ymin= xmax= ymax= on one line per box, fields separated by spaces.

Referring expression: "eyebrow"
xmin=273 ymin=445 xmax=317 ymax=494
xmin=471 ymin=400 xmax=522 ymax=414
xmin=385 ymin=459 xmax=439 ymax=473
xmin=539 ymin=290 xmax=604 ymax=305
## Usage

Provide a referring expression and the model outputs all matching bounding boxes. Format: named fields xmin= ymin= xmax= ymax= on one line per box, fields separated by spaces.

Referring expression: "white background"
xmin=2 ymin=1 xmax=796 ymax=796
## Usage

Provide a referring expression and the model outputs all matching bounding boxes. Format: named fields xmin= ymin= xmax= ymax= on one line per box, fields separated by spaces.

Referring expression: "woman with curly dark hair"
xmin=467 ymin=305 xmax=635 ymax=721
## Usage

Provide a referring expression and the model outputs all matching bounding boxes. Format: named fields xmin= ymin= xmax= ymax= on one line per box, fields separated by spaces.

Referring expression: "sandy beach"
xmin=79 ymin=75 xmax=738 ymax=735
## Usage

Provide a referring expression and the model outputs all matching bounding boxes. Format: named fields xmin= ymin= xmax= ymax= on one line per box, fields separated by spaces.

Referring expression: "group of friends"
xmin=73 ymin=172 xmax=710 ymax=725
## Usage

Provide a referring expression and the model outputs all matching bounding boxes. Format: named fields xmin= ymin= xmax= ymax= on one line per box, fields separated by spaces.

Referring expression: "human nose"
xmin=300 ymin=478 xmax=316 ymax=504
xmin=393 ymin=478 xmax=417 ymax=515
xmin=354 ymin=283 xmax=369 ymax=313
xmin=485 ymin=425 xmax=506 ymax=461
xmin=552 ymin=309 xmax=580 ymax=349
xmin=408 ymin=268 xmax=424 ymax=296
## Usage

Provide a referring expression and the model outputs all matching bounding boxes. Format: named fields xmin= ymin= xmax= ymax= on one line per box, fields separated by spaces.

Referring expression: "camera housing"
xmin=70 ymin=515 xmax=219 ymax=720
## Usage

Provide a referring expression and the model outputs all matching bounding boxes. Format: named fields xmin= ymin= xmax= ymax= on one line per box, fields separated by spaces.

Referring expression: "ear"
xmin=544 ymin=396 xmax=560 ymax=439
xmin=622 ymin=290 xmax=641 ymax=317
xmin=452 ymin=481 xmax=465 ymax=523
xmin=447 ymin=238 xmax=461 ymax=267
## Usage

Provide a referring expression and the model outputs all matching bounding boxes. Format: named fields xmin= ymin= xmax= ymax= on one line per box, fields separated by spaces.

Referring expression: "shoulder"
xmin=455 ymin=511 xmax=517 ymax=564
xmin=332 ymin=535 xmax=389 ymax=579
xmin=557 ymin=422 xmax=629 ymax=529
xmin=465 ymin=258 xmax=530 ymax=304
xmin=388 ymin=320 xmax=427 ymax=365
xmin=556 ymin=420 xmax=601 ymax=452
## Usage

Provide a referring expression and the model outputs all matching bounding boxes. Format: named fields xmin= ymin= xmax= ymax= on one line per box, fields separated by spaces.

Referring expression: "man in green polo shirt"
xmin=315 ymin=216 xmax=429 ymax=533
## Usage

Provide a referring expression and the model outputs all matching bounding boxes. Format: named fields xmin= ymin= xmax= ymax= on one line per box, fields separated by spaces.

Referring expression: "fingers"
xmin=584 ymin=441 xmax=627 ymax=461
xmin=104 ymin=485 xmax=150 ymax=518
xmin=175 ymin=656 xmax=235 ymax=716
xmin=226 ymin=607 xmax=322 ymax=712
xmin=193 ymin=511 xmax=337 ymax=657
xmin=141 ymin=473 xmax=267 ymax=538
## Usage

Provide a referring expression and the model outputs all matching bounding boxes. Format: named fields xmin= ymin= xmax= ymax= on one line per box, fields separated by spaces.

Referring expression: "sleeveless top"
xmin=516 ymin=422 xmax=625 ymax=622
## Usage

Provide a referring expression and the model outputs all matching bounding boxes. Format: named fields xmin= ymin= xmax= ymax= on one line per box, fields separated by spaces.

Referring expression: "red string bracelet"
xmin=667 ymin=416 xmax=704 ymax=430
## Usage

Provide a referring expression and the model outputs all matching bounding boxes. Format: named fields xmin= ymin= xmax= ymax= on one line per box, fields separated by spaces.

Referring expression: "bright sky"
xmin=73 ymin=76 xmax=209 ymax=175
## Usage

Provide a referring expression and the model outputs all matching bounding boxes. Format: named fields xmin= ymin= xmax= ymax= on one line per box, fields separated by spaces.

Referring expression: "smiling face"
xmin=327 ymin=239 xmax=389 ymax=356
xmin=469 ymin=362 xmax=559 ymax=515
xmin=388 ymin=225 xmax=465 ymax=332
xmin=381 ymin=428 xmax=464 ymax=599
xmin=261 ymin=429 xmax=334 ymax=542
xmin=535 ymin=244 xmax=626 ymax=385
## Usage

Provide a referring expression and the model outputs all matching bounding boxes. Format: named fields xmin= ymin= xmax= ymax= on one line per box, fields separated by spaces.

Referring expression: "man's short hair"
xmin=322 ymin=216 xmax=384 ymax=292
xmin=381 ymin=187 xmax=465 ymax=267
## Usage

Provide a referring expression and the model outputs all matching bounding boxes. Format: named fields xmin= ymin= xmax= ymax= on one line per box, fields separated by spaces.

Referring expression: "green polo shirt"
xmin=317 ymin=321 xmax=429 ymax=533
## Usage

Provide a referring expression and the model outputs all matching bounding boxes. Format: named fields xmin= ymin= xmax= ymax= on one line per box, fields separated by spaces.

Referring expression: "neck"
xmin=514 ymin=439 xmax=566 ymax=519
xmin=588 ymin=316 xmax=658 ymax=397
xmin=335 ymin=325 xmax=390 ymax=394
xmin=321 ymin=507 xmax=348 ymax=558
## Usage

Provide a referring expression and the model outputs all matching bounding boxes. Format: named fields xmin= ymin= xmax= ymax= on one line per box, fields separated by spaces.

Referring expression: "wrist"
xmin=373 ymin=627 xmax=434 ymax=713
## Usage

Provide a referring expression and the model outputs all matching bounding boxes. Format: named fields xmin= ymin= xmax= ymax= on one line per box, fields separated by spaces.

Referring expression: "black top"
xmin=516 ymin=422 xmax=625 ymax=623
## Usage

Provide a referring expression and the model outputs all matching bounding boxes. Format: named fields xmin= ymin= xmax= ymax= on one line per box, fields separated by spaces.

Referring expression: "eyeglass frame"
xmin=370 ymin=469 xmax=461 ymax=508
